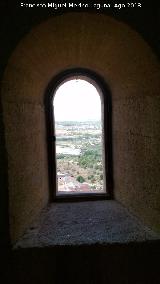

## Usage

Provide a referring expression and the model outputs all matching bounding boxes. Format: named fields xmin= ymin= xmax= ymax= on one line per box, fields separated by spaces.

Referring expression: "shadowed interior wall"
xmin=1 ymin=12 xmax=160 ymax=243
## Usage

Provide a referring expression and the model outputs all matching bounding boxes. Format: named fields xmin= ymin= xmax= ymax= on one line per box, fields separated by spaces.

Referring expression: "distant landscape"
xmin=56 ymin=120 xmax=104 ymax=194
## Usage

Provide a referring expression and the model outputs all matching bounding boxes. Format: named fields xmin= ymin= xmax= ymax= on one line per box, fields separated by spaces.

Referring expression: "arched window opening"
xmin=46 ymin=69 xmax=112 ymax=200
xmin=54 ymin=79 xmax=104 ymax=195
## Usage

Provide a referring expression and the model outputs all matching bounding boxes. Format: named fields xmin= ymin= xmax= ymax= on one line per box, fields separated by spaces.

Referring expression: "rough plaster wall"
xmin=1 ymin=12 xmax=160 ymax=242
xmin=2 ymin=101 xmax=49 ymax=242
xmin=114 ymin=94 xmax=160 ymax=230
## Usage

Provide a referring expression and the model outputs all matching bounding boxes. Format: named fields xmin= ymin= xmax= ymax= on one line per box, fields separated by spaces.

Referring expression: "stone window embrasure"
xmin=45 ymin=68 xmax=113 ymax=201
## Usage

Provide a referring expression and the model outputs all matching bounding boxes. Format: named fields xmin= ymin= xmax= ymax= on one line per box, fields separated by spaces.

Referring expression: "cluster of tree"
xmin=78 ymin=149 xmax=102 ymax=170
xmin=76 ymin=173 xmax=103 ymax=185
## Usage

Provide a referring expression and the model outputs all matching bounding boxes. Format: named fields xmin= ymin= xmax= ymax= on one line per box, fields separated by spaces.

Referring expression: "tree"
xmin=100 ymin=174 xmax=103 ymax=180
xmin=76 ymin=175 xmax=85 ymax=183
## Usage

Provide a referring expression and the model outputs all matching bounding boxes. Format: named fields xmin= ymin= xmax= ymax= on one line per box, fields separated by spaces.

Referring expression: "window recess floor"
xmin=14 ymin=200 xmax=160 ymax=249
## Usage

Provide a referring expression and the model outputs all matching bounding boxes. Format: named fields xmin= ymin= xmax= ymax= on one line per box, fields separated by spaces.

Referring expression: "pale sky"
xmin=53 ymin=79 xmax=101 ymax=121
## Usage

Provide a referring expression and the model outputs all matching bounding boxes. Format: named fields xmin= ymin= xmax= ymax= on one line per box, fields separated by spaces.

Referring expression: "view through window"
xmin=53 ymin=78 xmax=105 ymax=195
